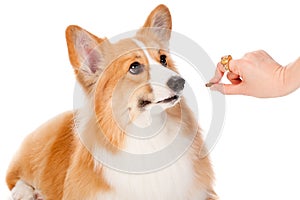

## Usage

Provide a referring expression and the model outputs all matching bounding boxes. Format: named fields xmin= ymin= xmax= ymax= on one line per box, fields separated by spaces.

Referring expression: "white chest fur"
xmin=92 ymin=111 xmax=207 ymax=199
xmin=95 ymin=127 xmax=207 ymax=199
xmin=98 ymin=154 xmax=206 ymax=200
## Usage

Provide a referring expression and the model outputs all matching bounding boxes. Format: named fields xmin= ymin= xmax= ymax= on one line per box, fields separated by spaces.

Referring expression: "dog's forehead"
xmin=111 ymin=38 xmax=160 ymax=63
xmin=111 ymin=39 xmax=140 ymax=55
xmin=132 ymin=39 xmax=158 ymax=66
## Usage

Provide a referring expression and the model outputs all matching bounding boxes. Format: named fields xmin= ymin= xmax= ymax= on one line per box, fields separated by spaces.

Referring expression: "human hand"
xmin=208 ymin=50 xmax=291 ymax=98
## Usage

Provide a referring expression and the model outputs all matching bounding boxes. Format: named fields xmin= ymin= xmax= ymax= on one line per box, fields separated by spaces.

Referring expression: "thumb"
xmin=211 ymin=83 xmax=244 ymax=95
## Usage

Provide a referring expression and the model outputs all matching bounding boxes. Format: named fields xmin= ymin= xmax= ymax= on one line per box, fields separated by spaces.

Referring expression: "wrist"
xmin=285 ymin=57 xmax=300 ymax=95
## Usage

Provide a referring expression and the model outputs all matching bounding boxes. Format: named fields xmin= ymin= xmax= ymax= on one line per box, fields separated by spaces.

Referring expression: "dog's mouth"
xmin=156 ymin=95 xmax=179 ymax=104
xmin=138 ymin=95 xmax=180 ymax=108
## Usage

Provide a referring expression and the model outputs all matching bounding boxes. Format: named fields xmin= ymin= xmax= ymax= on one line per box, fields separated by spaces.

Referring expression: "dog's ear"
xmin=66 ymin=25 xmax=104 ymax=75
xmin=140 ymin=4 xmax=172 ymax=45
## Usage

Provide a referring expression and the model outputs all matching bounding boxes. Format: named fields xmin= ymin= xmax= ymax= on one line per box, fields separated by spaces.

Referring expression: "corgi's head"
xmin=66 ymin=5 xmax=186 ymax=148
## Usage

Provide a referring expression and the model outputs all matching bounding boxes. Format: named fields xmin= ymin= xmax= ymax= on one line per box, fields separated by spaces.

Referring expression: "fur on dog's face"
xmin=66 ymin=5 xmax=185 ymax=147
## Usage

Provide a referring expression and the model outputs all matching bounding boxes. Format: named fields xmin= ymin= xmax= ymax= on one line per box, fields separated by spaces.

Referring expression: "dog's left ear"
xmin=139 ymin=4 xmax=172 ymax=46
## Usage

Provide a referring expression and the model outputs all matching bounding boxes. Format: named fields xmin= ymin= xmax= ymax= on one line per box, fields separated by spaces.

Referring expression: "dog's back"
xmin=6 ymin=111 xmax=75 ymax=199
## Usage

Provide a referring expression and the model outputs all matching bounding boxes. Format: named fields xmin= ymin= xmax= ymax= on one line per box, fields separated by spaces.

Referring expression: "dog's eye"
xmin=160 ymin=55 xmax=167 ymax=67
xmin=129 ymin=62 xmax=144 ymax=75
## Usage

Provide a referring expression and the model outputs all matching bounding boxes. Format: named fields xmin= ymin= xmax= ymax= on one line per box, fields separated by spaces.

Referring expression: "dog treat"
xmin=205 ymin=82 xmax=214 ymax=87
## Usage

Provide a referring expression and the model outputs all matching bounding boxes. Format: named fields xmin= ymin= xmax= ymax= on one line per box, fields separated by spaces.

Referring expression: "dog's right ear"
xmin=138 ymin=4 xmax=172 ymax=48
xmin=66 ymin=25 xmax=104 ymax=75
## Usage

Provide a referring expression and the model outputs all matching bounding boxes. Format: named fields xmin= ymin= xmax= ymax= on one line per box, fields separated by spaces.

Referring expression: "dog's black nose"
xmin=167 ymin=76 xmax=185 ymax=93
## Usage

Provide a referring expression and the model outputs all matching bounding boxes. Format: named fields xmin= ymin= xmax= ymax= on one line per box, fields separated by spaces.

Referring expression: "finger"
xmin=210 ymin=83 xmax=245 ymax=95
xmin=209 ymin=62 xmax=226 ymax=83
xmin=226 ymin=72 xmax=242 ymax=84
xmin=228 ymin=59 xmax=248 ymax=75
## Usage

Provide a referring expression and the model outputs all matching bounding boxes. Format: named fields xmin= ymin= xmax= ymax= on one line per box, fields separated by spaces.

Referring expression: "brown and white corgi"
xmin=6 ymin=4 xmax=217 ymax=200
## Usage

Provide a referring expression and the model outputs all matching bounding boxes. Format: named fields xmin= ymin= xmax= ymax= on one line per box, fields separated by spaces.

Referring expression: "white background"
xmin=0 ymin=0 xmax=299 ymax=199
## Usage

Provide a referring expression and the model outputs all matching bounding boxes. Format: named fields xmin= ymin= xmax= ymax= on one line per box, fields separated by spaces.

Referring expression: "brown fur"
xmin=6 ymin=112 xmax=76 ymax=199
